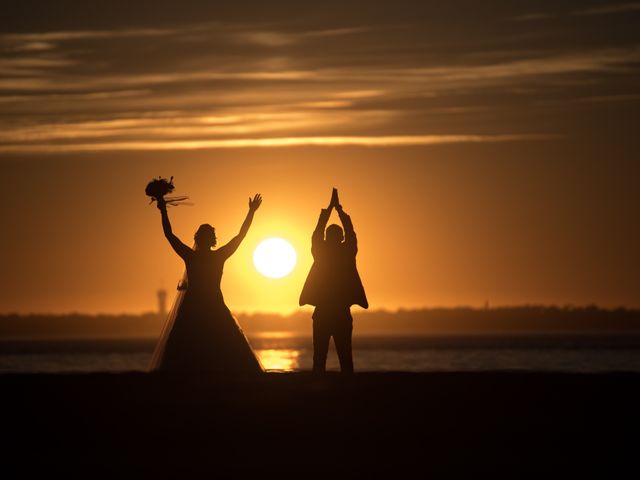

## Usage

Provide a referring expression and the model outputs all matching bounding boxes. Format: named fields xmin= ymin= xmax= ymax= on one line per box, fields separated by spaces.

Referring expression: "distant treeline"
xmin=1 ymin=306 xmax=639 ymax=339
xmin=0 ymin=313 xmax=163 ymax=339
xmin=241 ymin=306 xmax=640 ymax=335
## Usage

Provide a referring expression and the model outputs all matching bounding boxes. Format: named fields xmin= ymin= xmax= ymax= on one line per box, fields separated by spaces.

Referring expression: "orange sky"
xmin=1 ymin=1 xmax=639 ymax=313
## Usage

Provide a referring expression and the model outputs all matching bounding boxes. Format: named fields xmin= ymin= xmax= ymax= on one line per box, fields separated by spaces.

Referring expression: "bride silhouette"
xmin=149 ymin=190 xmax=264 ymax=373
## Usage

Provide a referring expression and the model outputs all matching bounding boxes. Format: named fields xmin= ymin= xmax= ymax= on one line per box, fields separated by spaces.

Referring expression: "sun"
xmin=253 ymin=237 xmax=297 ymax=278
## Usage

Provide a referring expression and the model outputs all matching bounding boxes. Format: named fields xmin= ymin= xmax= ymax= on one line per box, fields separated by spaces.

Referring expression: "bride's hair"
xmin=194 ymin=223 xmax=216 ymax=248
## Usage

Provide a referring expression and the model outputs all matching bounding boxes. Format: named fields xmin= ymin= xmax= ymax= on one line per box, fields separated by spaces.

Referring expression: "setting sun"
xmin=253 ymin=237 xmax=297 ymax=279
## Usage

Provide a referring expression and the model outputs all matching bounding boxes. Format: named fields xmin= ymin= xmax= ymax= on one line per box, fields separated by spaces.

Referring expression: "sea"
xmin=2 ymin=333 xmax=640 ymax=373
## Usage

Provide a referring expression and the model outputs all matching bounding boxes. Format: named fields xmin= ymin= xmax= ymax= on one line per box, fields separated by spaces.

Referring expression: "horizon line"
xmin=2 ymin=303 xmax=638 ymax=317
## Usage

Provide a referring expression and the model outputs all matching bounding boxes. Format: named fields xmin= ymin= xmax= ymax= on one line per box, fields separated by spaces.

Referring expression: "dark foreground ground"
xmin=2 ymin=372 xmax=639 ymax=477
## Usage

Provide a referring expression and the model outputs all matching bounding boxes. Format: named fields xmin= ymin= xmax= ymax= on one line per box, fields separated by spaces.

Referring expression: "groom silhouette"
xmin=300 ymin=189 xmax=368 ymax=373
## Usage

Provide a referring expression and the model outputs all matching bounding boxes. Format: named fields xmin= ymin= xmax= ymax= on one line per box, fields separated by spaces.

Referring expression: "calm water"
xmin=2 ymin=334 xmax=640 ymax=373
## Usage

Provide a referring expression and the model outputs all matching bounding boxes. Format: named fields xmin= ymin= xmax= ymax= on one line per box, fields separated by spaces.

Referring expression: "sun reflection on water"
xmin=256 ymin=349 xmax=300 ymax=372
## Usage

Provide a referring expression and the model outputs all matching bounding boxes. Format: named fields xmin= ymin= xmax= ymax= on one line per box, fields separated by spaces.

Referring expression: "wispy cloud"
xmin=0 ymin=69 xmax=317 ymax=92
xmin=333 ymin=90 xmax=386 ymax=99
xmin=2 ymin=47 xmax=637 ymax=94
xmin=229 ymin=27 xmax=368 ymax=47
xmin=338 ymin=48 xmax=640 ymax=86
xmin=572 ymin=93 xmax=640 ymax=103
xmin=230 ymin=31 xmax=295 ymax=47
xmin=0 ymin=11 xmax=637 ymax=155
xmin=0 ymin=28 xmax=178 ymax=43
xmin=0 ymin=56 xmax=74 ymax=70
xmin=7 ymin=41 xmax=56 ymax=52
xmin=509 ymin=13 xmax=554 ymax=22
xmin=36 ymin=89 xmax=149 ymax=101
xmin=0 ymin=133 xmax=558 ymax=154
xmin=574 ymin=2 xmax=640 ymax=16
xmin=0 ymin=24 xmax=367 ymax=53
xmin=0 ymin=108 xmax=400 ymax=144
xmin=511 ymin=3 xmax=640 ymax=21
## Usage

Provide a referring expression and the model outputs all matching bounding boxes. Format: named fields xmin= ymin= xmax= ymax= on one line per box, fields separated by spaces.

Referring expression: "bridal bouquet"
xmin=145 ymin=176 xmax=190 ymax=206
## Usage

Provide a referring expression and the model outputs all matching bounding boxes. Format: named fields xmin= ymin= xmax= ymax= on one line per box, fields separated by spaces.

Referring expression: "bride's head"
xmin=194 ymin=224 xmax=217 ymax=250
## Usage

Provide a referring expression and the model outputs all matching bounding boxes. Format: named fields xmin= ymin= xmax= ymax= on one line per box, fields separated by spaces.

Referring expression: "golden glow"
xmin=0 ymin=134 xmax=558 ymax=153
xmin=253 ymin=331 xmax=297 ymax=339
xmin=253 ymin=237 xmax=297 ymax=279
xmin=2 ymin=9 xmax=640 ymax=317
xmin=256 ymin=349 xmax=300 ymax=372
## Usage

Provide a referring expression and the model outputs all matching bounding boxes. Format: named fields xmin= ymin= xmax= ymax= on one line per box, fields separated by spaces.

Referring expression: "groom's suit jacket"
xmin=299 ymin=207 xmax=368 ymax=309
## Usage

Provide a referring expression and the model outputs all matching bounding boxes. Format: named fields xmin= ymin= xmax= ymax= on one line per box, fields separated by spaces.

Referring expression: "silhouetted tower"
xmin=157 ymin=289 xmax=168 ymax=316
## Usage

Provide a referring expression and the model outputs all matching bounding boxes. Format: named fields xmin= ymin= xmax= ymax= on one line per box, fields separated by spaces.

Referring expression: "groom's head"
xmin=195 ymin=223 xmax=217 ymax=249
xmin=325 ymin=224 xmax=344 ymax=244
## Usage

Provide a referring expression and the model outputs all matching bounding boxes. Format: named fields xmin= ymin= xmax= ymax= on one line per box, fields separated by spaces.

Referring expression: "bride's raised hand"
xmin=248 ymin=193 xmax=262 ymax=212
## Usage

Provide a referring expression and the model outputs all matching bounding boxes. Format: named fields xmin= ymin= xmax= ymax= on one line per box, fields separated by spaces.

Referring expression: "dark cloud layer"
xmin=1 ymin=0 xmax=639 ymax=152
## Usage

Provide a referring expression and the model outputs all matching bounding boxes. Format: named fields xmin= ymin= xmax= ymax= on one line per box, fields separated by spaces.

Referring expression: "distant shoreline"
xmin=1 ymin=305 xmax=640 ymax=340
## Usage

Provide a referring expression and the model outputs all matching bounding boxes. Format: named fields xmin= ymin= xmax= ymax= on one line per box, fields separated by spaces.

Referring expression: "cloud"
xmin=0 ymin=56 xmax=74 ymax=69
xmin=0 ymin=133 xmax=558 ymax=154
xmin=228 ymin=26 xmax=368 ymax=47
xmin=572 ymin=93 xmax=640 ymax=103
xmin=0 ymin=23 xmax=369 ymax=53
xmin=0 ymin=69 xmax=318 ymax=92
xmin=3 ymin=46 xmax=637 ymax=95
xmin=230 ymin=31 xmax=295 ymax=47
xmin=333 ymin=48 xmax=640 ymax=87
xmin=8 ymin=41 xmax=56 ymax=52
xmin=0 ymin=28 xmax=178 ymax=43
xmin=0 ymin=90 xmax=149 ymax=104
xmin=333 ymin=90 xmax=386 ymax=99
xmin=510 ymin=3 xmax=640 ymax=21
xmin=0 ymin=14 xmax=637 ymax=156
xmin=0 ymin=109 xmax=398 ymax=143
xmin=509 ymin=13 xmax=554 ymax=22
xmin=574 ymin=2 xmax=640 ymax=16
xmin=297 ymin=100 xmax=353 ymax=108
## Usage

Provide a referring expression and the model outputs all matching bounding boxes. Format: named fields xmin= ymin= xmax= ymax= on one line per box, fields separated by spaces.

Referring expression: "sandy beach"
xmin=2 ymin=371 xmax=638 ymax=476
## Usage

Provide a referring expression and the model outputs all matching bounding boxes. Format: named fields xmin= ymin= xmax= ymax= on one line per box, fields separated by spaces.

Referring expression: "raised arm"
xmin=157 ymin=199 xmax=192 ymax=260
xmin=336 ymin=203 xmax=357 ymax=253
xmin=311 ymin=190 xmax=337 ymax=256
xmin=218 ymin=194 xmax=262 ymax=260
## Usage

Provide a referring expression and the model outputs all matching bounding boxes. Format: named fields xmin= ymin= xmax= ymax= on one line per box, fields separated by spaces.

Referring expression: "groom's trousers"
xmin=312 ymin=305 xmax=353 ymax=373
